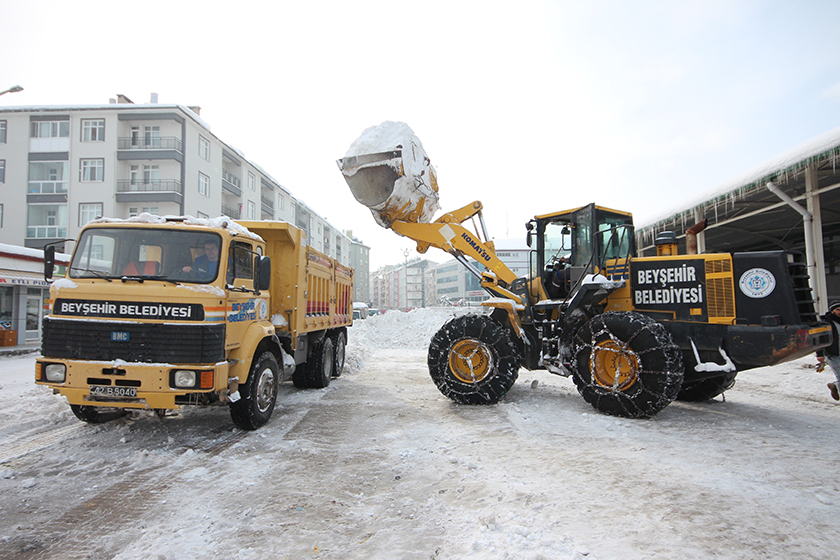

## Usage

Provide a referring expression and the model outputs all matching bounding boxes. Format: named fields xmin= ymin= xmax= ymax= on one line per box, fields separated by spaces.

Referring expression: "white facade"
xmin=0 ymin=100 xmax=356 ymax=277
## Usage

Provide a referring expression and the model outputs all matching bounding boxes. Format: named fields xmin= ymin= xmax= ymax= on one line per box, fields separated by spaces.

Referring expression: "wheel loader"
xmin=337 ymin=121 xmax=832 ymax=418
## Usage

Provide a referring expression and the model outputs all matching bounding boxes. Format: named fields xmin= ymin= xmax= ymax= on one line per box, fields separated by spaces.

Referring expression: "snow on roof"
xmin=641 ymin=123 xmax=840 ymax=228
xmin=92 ymin=213 xmax=264 ymax=241
xmin=0 ymin=242 xmax=71 ymax=263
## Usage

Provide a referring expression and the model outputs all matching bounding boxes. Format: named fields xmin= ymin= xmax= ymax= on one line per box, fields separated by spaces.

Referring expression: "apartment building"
xmin=0 ymin=95 xmax=367 ymax=339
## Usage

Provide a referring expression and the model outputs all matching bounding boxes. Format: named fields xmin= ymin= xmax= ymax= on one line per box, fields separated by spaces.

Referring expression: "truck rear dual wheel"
xmin=572 ymin=312 xmax=684 ymax=418
xmin=427 ymin=314 xmax=519 ymax=405
xmin=230 ymin=352 xmax=279 ymax=430
xmin=331 ymin=331 xmax=346 ymax=377
xmin=293 ymin=336 xmax=334 ymax=389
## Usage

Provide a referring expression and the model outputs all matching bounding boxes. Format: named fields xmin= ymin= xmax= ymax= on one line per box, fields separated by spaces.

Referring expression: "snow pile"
xmin=344 ymin=306 xmax=483 ymax=374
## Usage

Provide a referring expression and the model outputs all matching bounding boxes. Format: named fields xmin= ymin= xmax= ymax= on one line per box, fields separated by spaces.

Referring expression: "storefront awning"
xmin=0 ymin=269 xmax=50 ymax=287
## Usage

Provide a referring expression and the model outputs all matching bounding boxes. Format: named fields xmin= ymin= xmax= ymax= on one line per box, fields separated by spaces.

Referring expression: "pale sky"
xmin=3 ymin=0 xmax=840 ymax=269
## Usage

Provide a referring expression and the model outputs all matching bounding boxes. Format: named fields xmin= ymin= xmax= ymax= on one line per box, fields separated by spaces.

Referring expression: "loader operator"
xmin=547 ymin=257 xmax=570 ymax=299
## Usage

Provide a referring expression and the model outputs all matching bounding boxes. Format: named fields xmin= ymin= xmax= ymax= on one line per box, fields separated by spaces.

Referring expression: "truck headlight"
xmin=173 ymin=370 xmax=196 ymax=388
xmin=44 ymin=363 xmax=66 ymax=382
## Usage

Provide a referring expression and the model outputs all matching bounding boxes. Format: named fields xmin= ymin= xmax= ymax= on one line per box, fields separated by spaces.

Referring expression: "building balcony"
xmin=221 ymin=203 xmax=241 ymax=219
xmin=222 ymin=169 xmax=242 ymax=197
xmin=116 ymin=179 xmax=183 ymax=204
xmin=261 ymin=194 xmax=274 ymax=214
xmin=118 ymin=137 xmax=183 ymax=151
xmin=117 ymin=137 xmax=184 ymax=162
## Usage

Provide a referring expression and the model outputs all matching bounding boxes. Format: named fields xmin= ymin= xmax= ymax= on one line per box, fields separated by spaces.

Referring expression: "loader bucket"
xmin=337 ymin=121 xmax=440 ymax=228
xmin=337 ymin=150 xmax=403 ymax=208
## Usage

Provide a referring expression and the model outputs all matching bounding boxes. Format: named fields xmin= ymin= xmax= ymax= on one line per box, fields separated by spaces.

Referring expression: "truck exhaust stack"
xmin=337 ymin=121 xmax=440 ymax=228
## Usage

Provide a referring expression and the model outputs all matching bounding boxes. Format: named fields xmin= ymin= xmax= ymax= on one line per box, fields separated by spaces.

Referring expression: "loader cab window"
xmin=542 ymin=220 xmax=572 ymax=269
xmin=595 ymin=211 xmax=634 ymax=263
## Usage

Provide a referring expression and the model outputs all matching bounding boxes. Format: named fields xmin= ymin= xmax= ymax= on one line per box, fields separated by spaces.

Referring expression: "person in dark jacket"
xmin=182 ymin=239 xmax=220 ymax=281
xmin=816 ymin=301 xmax=840 ymax=401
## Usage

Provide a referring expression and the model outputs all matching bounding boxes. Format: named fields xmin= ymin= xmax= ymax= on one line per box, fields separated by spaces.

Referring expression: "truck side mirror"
xmin=258 ymin=256 xmax=271 ymax=291
xmin=44 ymin=245 xmax=56 ymax=281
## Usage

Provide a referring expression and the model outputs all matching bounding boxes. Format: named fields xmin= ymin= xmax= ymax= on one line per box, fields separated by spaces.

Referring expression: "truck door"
xmin=225 ymin=240 xmax=266 ymax=351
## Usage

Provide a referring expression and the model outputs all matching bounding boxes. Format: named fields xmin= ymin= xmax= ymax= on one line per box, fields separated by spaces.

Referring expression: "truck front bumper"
xmin=35 ymin=359 xmax=230 ymax=410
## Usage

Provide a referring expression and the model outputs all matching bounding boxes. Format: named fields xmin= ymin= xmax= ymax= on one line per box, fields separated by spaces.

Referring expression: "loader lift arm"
xmin=391 ymin=200 xmax=521 ymax=302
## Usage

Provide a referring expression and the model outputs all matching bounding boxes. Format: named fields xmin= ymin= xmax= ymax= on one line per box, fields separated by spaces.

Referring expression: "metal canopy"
xmin=636 ymin=126 xmax=840 ymax=310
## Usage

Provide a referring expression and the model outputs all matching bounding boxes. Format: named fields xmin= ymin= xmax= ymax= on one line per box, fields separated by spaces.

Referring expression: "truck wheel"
xmin=677 ymin=373 xmax=737 ymax=402
xmin=572 ymin=312 xmax=684 ymax=418
xmin=293 ymin=336 xmax=334 ymax=389
xmin=427 ymin=314 xmax=519 ymax=405
xmin=230 ymin=352 xmax=279 ymax=430
xmin=331 ymin=331 xmax=346 ymax=377
xmin=70 ymin=405 xmax=124 ymax=424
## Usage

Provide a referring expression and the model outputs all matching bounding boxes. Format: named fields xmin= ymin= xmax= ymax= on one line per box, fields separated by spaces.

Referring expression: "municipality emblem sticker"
xmin=739 ymin=268 xmax=776 ymax=299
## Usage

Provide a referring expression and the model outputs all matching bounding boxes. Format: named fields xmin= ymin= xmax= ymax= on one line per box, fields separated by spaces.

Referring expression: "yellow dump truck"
xmin=35 ymin=216 xmax=353 ymax=429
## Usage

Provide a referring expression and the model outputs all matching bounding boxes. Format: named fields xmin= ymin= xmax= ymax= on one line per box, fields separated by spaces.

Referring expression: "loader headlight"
xmin=44 ymin=363 xmax=66 ymax=382
xmin=173 ymin=370 xmax=196 ymax=388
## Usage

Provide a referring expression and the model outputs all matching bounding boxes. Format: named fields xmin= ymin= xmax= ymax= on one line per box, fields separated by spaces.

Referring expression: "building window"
xmin=0 ymin=160 xmax=4 ymax=183
xmin=0 ymin=204 xmax=3 ymax=227
xmin=81 ymin=119 xmax=105 ymax=142
xmin=128 ymin=207 xmax=158 ymax=217
xmin=199 ymin=135 xmax=210 ymax=160
xmin=28 ymin=161 xmax=68 ymax=193
xmin=0 ymin=121 xmax=6 ymax=143
xmin=79 ymin=203 xmax=103 ymax=226
xmin=247 ymin=200 xmax=256 ymax=219
xmin=144 ymin=164 xmax=159 ymax=184
xmin=278 ymin=194 xmax=285 ymax=210
xmin=199 ymin=172 xmax=210 ymax=197
xmin=144 ymin=125 xmax=160 ymax=147
xmin=248 ymin=171 xmax=256 ymax=191
xmin=27 ymin=203 xmax=68 ymax=238
xmin=30 ymin=121 xmax=70 ymax=138
xmin=80 ymin=159 xmax=104 ymax=182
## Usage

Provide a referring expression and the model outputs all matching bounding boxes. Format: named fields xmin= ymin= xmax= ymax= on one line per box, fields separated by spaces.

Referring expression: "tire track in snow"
xmin=0 ymin=428 xmax=250 ymax=560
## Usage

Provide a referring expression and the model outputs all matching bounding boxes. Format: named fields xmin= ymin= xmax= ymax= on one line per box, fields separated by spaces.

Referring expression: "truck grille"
xmin=42 ymin=317 xmax=225 ymax=364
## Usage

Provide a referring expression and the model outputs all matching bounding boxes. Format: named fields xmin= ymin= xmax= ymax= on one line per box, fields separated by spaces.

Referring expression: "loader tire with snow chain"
xmin=572 ymin=311 xmax=684 ymax=418
xmin=293 ymin=336 xmax=334 ymax=389
xmin=676 ymin=372 xmax=737 ymax=402
xmin=427 ymin=313 xmax=519 ymax=405
xmin=331 ymin=331 xmax=346 ymax=377
xmin=230 ymin=352 xmax=279 ymax=430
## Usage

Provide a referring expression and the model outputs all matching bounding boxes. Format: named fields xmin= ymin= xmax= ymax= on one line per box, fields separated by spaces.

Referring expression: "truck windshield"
xmin=69 ymin=227 xmax=223 ymax=284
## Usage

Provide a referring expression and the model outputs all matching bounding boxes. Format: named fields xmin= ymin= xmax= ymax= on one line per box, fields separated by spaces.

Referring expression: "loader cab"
xmin=532 ymin=203 xmax=635 ymax=295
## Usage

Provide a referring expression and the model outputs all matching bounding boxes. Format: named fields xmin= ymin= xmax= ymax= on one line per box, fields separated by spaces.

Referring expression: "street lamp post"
xmin=0 ymin=85 xmax=24 ymax=97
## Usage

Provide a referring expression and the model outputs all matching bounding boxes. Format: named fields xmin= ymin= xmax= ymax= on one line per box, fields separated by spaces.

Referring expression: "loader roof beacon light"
xmin=337 ymin=121 xmax=440 ymax=228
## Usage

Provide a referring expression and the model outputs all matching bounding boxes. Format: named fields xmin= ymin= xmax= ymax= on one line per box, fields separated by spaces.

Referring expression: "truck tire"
xmin=572 ymin=311 xmax=684 ymax=418
xmin=677 ymin=373 xmax=737 ymax=402
xmin=70 ymin=405 xmax=124 ymax=424
xmin=293 ymin=336 xmax=334 ymax=389
xmin=230 ymin=352 xmax=279 ymax=430
xmin=427 ymin=314 xmax=519 ymax=405
xmin=331 ymin=331 xmax=346 ymax=377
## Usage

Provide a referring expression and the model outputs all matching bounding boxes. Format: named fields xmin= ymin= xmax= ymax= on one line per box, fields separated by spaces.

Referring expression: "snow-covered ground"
xmin=1 ymin=307 xmax=839 ymax=560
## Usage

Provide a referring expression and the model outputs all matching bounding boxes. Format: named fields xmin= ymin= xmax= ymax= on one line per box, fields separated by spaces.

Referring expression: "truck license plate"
xmin=90 ymin=386 xmax=137 ymax=398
